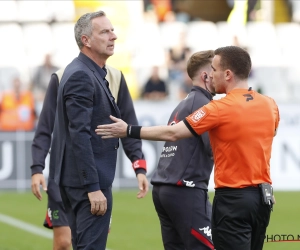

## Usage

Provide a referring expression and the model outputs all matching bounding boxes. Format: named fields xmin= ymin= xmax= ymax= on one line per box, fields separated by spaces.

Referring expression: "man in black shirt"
xmin=150 ymin=50 xmax=215 ymax=250
xmin=142 ymin=66 xmax=168 ymax=100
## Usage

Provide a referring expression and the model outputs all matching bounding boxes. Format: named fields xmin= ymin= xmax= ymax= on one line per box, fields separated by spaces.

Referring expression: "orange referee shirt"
xmin=185 ymin=88 xmax=280 ymax=189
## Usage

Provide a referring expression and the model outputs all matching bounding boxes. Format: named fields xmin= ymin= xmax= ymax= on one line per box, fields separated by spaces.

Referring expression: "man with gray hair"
xmin=42 ymin=11 xmax=148 ymax=250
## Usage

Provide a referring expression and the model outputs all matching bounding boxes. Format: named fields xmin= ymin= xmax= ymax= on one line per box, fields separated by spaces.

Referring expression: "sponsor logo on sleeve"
xmin=191 ymin=109 xmax=206 ymax=122
xmin=133 ymin=161 xmax=140 ymax=169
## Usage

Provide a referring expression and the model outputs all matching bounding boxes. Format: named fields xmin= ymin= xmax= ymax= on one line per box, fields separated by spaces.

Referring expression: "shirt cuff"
xmin=85 ymin=183 xmax=100 ymax=193
xmin=134 ymin=168 xmax=147 ymax=176
xmin=31 ymin=165 xmax=44 ymax=176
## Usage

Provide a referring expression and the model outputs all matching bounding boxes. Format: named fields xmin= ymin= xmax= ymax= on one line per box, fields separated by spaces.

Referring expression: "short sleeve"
xmin=185 ymin=102 xmax=219 ymax=135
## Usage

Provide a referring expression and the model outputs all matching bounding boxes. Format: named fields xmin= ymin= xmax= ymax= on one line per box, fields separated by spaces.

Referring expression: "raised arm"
xmin=96 ymin=115 xmax=193 ymax=141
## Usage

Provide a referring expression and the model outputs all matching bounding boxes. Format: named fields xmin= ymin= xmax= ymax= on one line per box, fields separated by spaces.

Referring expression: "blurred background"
xmin=0 ymin=1 xmax=299 ymax=249
xmin=0 ymin=0 xmax=299 ymax=192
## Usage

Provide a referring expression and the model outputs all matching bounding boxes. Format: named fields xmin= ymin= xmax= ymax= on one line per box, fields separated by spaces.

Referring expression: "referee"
xmin=96 ymin=46 xmax=280 ymax=250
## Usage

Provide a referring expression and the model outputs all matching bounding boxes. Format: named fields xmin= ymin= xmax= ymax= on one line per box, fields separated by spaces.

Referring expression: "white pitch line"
xmin=0 ymin=213 xmax=52 ymax=239
xmin=0 ymin=213 xmax=111 ymax=249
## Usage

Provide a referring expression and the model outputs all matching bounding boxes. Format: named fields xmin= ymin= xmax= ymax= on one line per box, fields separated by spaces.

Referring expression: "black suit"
xmin=50 ymin=52 xmax=121 ymax=249
xmin=51 ymin=52 xmax=120 ymax=189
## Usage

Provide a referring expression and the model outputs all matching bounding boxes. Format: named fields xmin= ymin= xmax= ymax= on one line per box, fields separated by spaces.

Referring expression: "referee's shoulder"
xmin=255 ymin=91 xmax=278 ymax=106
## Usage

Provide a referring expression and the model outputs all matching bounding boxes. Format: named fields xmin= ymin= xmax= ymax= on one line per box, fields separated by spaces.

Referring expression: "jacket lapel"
xmin=77 ymin=53 xmax=121 ymax=118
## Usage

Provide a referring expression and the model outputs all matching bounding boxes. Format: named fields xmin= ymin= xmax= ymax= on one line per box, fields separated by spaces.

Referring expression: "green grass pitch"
xmin=0 ymin=190 xmax=299 ymax=250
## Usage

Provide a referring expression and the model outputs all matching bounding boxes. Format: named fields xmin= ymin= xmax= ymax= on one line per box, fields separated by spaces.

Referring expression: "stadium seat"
xmin=290 ymin=1 xmax=300 ymax=22
xmin=22 ymin=23 xmax=54 ymax=69
xmin=0 ymin=67 xmax=20 ymax=92
xmin=246 ymin=21 xmax=278 ymax=48
xmin=0 ymin=23 xmax=26 ymax=70
xmin=130 ymin=22 xmax=166 ymax=68
xmin=159 ymin=21 xmax=188 ymax=49
xmin=276 ymin=22 xmax=300 ymax=47
xmin=246 ymin=22 xmax=281 ymax=67
xmin=248 ymin=46 xmax=282 ymax=67
xmin=51 ymin=23 xmax=79 ymax=68
xmin=275 ymin=23 xmax=300 ymax=67
xmin=250 ymin=67 xmax=289 ymax=102
xmin=17 ymin=1 xmax=51 ymax=22
xmin=0 ymin=1 xmax=18 ymax=21
xmin=129 ymin=21 xmax=166 ymax=90
xmin=216 ymin=21 xmax=248 ymax=48
xmin=285 ymin=67 xmax=300 ymax=100
xmin=47 ymin=1 xmax=76 ymax=22
xmin=186 ymin=21 xmax=219 ymax=51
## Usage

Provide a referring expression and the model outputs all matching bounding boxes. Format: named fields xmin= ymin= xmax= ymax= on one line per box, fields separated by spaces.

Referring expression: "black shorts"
xmin=152 ymin=185 xmax=214 ymax=250
xmin=43 ymin=179 xmax=69 ymax=229
xmin=212 ymin=187 xmax=271 ymax=250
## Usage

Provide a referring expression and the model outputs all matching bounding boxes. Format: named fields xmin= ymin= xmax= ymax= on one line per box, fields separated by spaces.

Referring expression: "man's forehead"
xmin=211 ymin=55 xmax=221 ymax=68
xmin=92 ymin=16 xmax=113 ymax=29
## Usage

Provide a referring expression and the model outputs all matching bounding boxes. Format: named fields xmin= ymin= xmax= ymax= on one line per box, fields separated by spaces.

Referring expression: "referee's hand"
xmin=95 ymin=115 xmax=127 ymax=139
xmin=88 ymin=190 xmax=107 ymax=216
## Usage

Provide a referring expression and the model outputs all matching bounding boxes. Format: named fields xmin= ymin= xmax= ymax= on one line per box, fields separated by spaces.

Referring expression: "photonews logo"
xmin=265 ymin=234 xmax=300 ymax=243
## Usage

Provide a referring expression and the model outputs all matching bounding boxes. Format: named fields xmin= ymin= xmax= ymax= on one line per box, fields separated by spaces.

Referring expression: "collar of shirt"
xmin=192 ymin=86 xmax=213 ymax=100
xmin=82 ymin=54 xmax=107 ymax=80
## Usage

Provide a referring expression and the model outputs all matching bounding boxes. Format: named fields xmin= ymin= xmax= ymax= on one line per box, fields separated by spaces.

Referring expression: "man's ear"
xmin=202 ymin=72 xmax=208 ymax=82
xmin=225 ymin=69 xmax=232 ymax=80
xmin=81 ymin=35 xmax=91 ymax=48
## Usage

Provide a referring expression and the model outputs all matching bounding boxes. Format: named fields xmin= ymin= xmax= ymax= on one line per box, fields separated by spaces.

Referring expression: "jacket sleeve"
xmin=64 ymin=70 xmax=100 ymax=192
xmin=117 ymin=73 xmax=146 ymax=175
xmin=30 ymin=74 xmax=59 ymax=175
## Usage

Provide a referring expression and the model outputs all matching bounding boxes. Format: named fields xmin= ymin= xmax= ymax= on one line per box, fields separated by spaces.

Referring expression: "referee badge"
xmin=191 ymin=109 xmax=206 ymax=122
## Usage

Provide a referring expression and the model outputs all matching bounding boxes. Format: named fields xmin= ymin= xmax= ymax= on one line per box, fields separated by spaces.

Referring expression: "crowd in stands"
xmin=0 ymin=0 xmax=300 ymax=132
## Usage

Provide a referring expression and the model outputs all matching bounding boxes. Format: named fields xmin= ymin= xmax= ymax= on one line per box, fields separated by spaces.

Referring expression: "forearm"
xmin=129 ymin=121 xmax=191 ymax=141
xmin=97 ymin=117 xmax=193 ymax=141
xmin=139 ymin=125 xmax=178 ymax=141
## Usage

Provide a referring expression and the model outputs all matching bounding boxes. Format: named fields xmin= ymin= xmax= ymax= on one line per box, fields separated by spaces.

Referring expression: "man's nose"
xmin=111 ymin=32 xmax=117 ymax=40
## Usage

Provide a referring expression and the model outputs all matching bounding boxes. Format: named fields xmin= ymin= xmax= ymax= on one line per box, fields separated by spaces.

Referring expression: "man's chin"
xmin=104 ymin=52 xmax=114 ymax=60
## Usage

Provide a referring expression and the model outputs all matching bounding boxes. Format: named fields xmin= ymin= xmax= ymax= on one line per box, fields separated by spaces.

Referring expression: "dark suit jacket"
xmin=50 ymin=52 xmax=120 ymax=192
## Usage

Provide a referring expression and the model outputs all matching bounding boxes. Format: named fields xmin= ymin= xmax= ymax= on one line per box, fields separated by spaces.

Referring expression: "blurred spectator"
xmin=31 ymin=54 xmax=59 ymax=102
xmin=166 ymin=24 xmax=191 ymax=83
xmin=232 ymin=35 xmax=248 ymax=51
xmin=167 ymin=44 xmax=191 ymax=84
xmin=142 ymin=66 xmax=168 ymax=100
xmin=144 ymin=0 xmax=173 ymax=22
xmin=227 ymin=0 xmax=258 ymax=24
xmin=288 ymin=0 xmax=300 ymax=22
xmin=164 ymin=10 xmax=176 ymax=22
xmin=247 ymin=0 xmax=258 ymax=22
xmin=175 ymin=11 xmax=190 ymax=23
xmin=0 ymin=77 xmax=36 ymax=131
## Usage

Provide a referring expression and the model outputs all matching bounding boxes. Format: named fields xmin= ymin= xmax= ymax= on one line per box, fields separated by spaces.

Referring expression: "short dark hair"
xmin=214 ymin=46 xmax=252 ymax=79
xmin=187 ymin=50 xmax=214 ymax=79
